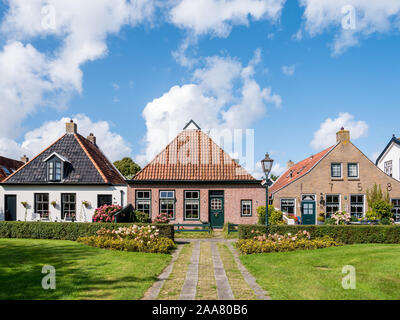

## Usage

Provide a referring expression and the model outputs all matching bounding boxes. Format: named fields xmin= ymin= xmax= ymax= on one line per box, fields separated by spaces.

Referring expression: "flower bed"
xmin=77 ymin=225 xmax=176 ymax=254
xmin=236 ymin=230 xmax=342 ymax=254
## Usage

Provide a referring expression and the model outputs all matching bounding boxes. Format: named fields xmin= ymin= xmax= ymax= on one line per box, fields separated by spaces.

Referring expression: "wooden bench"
xmin=227 ymin=223 xmax=239 ymax=234
xmin=174 ymin=223 xmax=212 ymax=234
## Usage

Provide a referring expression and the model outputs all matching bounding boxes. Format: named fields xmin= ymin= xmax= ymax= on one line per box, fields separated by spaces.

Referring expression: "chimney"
xmin=287 ymin=160 xmax=295 ymax=169
xmin=20 ymin=155 xmax=29 ymax=164
xmin=66 ymin=120 xmax=77 ymax=134
xmin=336 ymin=127 xmax=350 ymax=144
xmin=87 ymin=133 xmax=96 ymax=145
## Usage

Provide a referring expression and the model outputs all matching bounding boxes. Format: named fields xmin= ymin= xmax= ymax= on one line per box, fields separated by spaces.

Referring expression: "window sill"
xmin=241 ymin=215 xmax=253 ymax=218
xmin=331 ymin=178 xmax=344 ymax=181
xmin=348 ymin=178 xmax=360 ymax=181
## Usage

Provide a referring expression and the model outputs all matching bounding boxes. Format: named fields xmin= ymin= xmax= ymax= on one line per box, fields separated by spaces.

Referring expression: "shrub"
xmin=154 ymin=213 xmax=170 ymax=224
xmin=134 ymin=210 xmax=150 ymax=223
xmin=93 ymin=205 xmax=122 ymax=223
xmin=236 ymin=230 xmax=342 ymax=254
xmin=370 ymin=200 xmax=393 ymax=220
xmin=257 ymin=205 xmax=285 ymax=225
xmin=331 ymin=211 xmax=351 ymax=225
xmin=77 ymin=225 xmax=176 ymax=253
xmin=238 ymin=224 xmax=400 ymax=244
xmin=0 ymin=221 xmax=174 ymax=241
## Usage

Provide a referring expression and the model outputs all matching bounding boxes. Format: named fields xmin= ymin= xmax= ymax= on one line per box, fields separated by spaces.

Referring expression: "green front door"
xmin=301 ymin=201 xmax=316 ymax=225
xmin=210 ymin=196 xmax=224 ymax=228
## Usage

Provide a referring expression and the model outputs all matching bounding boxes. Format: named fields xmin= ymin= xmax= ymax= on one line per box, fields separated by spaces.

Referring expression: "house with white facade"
xmin=376 ymin=135 xmax=400 ymax=181
xmin=0 ymin=120 xmax=127 ymax=222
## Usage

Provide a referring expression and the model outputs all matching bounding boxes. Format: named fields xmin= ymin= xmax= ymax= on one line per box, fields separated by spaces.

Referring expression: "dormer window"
xmin=44 ymin=152 xmax=70 ymax=182
xmin=48 ymin=158 xmax=62 ymax=182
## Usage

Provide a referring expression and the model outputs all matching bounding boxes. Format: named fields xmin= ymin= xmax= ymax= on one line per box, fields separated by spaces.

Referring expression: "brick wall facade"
xmin=128 ymin=183 xmax=265 ymax=226
xmin=272 ymin=141 xmax=400 ymax=223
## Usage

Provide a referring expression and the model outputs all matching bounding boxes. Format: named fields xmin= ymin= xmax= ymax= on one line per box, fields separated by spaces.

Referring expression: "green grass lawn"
xmin=0 ymin=239 xmax=171 ymax=300
xmin=240 ymin=244 xmax=400 ymax=300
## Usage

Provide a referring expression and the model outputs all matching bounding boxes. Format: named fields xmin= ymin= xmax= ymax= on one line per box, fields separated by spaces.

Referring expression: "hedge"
xmin=238 ymin=224 xmax=400 ymax=244
xmin=0 ymin=221 xmax=174 ymax=242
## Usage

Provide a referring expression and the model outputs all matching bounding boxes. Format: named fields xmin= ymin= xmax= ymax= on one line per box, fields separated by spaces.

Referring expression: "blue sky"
xmin=0 ymin=0 xmax=399 ymax=177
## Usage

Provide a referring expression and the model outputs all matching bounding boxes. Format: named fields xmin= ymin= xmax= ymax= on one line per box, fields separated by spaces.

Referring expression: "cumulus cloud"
xmin=137 ymin=51 xmax=282 ymax=170
xmin=169 ymin=0 xmax=286 ymax=65
xmin=170 ymin=0 xmax=286 ymax=37
xmin=298 ymin=0 xmax=400 ymax=55
xmin=0 ymin=0 xmax=154 ymax=141
xmin=311 ymin=112 xmax=368 ymax=150
xmin=252 ymin=161 xmax=285 ymax=179
xmin=0 ymin=114 xmax=132 ymax=162
xmin=282 ymin=65 xmax=296 ymax=76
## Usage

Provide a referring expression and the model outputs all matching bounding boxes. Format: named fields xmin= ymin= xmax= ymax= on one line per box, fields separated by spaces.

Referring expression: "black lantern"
xmin=319 ymin=193 xmax=325 ymax=207
xmin=261 ymin=153 xmax=274 ymax=177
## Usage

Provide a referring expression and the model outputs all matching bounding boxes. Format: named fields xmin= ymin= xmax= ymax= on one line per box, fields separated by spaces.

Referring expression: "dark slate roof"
xmin=3 ymin=133 xmax=125 ymax=185
xmin=375 ymin=136 xmax=400 ymax=165
xmin=0 ymin=156 xmax=24 ymax=182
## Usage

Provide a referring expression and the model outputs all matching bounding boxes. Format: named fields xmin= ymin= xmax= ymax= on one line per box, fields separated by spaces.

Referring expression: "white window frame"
xmin=350 ymin=194 xmax=365 ymax=218
xmin=347 ymin=163 xmax=359 ymax=179
xmin=184 ymin=191 xmax=200 ymax=220
xmin=325 ymin=194 xmax=341 ymax=218
xmin=280 ymin=198 xmax=296 ymax=215
xmin=331 ymin=163 xmax=342 ymax=179
xmin=135 ymin=190 xmax=151 ymax=217
xmin=384 ymin=160 xmax=393 ymax=177
xmin=241 ymin=200 xmax=252 ymax=217
xmin=159 ymin=190 xmax=175 ymax=220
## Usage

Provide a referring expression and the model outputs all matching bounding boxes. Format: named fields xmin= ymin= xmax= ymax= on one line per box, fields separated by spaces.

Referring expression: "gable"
xmin=376 ymin=139 xmax=400 ymax=166
xmin=134 ymin=129 xmax=257 ymax=181
xmin=3 ymin=134 xmax=125 ymax=185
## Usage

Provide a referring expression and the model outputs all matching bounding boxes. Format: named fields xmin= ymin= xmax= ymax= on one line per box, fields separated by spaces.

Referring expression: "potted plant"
xmin=82 ymin=201 xmax=90 ymax=209
xmin=51 ymin=201 xmax=57 ymax=208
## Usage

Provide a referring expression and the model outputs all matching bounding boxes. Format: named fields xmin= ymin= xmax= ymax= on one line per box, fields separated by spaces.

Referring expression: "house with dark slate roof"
xmin=0 ymin=155 xmax=24 ymax=182
xmin=128 ymin=120 xmax=265 ymax=228
xmin=0 ymin=120 xmax=127 ymax=222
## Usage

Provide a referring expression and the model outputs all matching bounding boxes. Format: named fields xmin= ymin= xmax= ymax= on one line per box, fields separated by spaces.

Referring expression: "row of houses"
xmin=0 ymin=120 xmax=399 ymax=226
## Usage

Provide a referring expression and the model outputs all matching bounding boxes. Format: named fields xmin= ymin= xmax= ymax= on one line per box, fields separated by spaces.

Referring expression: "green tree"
xmin=113 ymin=157 xmax=141 ymax=179
xmin=366 ymin=183 xmax=390 ymax=207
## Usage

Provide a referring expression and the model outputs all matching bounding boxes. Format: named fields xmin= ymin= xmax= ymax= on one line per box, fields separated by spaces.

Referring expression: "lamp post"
xmin=261 ymin=153 xmax=274 ymax=226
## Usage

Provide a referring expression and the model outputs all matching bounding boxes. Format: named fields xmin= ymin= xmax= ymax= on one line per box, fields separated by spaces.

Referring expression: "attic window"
xmin=1 ymin=166 xmax=11 ymax=175
xmin=48 ymin=158 xmax=62 ymax=182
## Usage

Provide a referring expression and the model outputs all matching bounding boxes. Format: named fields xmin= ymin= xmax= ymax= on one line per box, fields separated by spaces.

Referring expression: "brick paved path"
xmin=144 ymin=239 xmax=270 ymax=300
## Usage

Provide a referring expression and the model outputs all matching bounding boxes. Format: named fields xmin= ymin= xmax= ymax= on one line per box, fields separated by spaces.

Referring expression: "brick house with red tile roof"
xmin=128 ymin=121 xmax=265 ymax=228
xmin=0 ymin=120 xmax=127 ymax=222
xmin=270 ymin=128 xmax=400 ymax=225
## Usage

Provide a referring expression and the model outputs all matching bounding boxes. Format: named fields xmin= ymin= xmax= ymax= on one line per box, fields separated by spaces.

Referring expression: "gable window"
xmin=35 ymin=193 xmax=49 ymax=220
xmin=392 ymin=199 xmax=400 ymax=223
xmin=136 ymin=190 xmax=151 ymax=217
xmin=326 ymin=195 xmax=340 ymax=218
xmin=350 ymin=195 xmax=364 ymax=219
xmin=281 ymin=199 xmax=295 ymax=215
xmin=331 ymin=163 xmax=342 ymax=178
xmin=48 ymin=158 xmax=62 ymax=182
xmin=384 ymin=161 xmax=393 ymax=177
xmin=185 ymin=191 xmax=200 ymax=220
xmin=62 ymin=194 xmax=76 ymax=221
xmin=159 ymin=191 xmax=175 ymax=220
xmin=98 ymin=195 xmax=112 ymax=208
xmin=241 ymin=200 xmax=252 ymax=216
xmin=348 ymin=163 xmax=359 ymax=178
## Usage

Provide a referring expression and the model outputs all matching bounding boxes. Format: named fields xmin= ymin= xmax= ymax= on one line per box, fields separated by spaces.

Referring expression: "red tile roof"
xmin=269 ymin=146 xmax=335 ymax=194
xmin=0 ymin=156 xmax=24 ymax=182
xmin=134 ymin=129 xmax=257 ymax=181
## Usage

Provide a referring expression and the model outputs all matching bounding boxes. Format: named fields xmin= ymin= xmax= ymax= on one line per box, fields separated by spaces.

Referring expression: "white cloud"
xmin=298 ymin=0 xmax=400 ymax=55
xmin=170 ymin=0 xmax=286 ymax=37
xmin=311 ymin=112 xmax=368 ymax=150
xmin=0 ymin=114 xmax=132 ymax=162
xmin=252 ymin=161 xmax=285 ymax=179
xmin=282 ymin=65 xmax=296 ymax=76
xmin=137 ymin=51 xmax=282 ymax=165
xmin=169 ymin=0 xmax=286 ymax=65
xmin=0 ymin=0 xmax=154 ymax=140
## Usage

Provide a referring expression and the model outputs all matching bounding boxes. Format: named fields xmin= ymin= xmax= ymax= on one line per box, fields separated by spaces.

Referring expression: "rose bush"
xmin=77 ymin=225 xmax=176 ymax=253
xmin=154 ymin=213 xmax=170 ymax=224
xmin=236 ymin=230 xmax=342 ymax=254
xmin=93 ymin=205 xmax=122 ymax=223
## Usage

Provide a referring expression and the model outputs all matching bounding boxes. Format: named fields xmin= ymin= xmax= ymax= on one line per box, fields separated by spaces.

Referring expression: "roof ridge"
xmin=3 ymin=134 xmax=67 ymax=183
xmin=74 ymin=133 xmax=109 ymax=184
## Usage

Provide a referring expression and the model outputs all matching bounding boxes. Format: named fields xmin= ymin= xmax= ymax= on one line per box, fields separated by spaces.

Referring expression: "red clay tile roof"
xmin=0 ymin=156 xmax=24 ymax=182
xmin=134 ymin=129 xmax=257 ymax=181
xmin=269 ymin=146 xmax=335 ymax=194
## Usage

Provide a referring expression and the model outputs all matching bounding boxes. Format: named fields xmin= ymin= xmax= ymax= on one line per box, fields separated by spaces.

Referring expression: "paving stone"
xmin=179 ymin=241 xmax=200 ymax=300
xmin=211 ymin=242 xmax=234 ymax=300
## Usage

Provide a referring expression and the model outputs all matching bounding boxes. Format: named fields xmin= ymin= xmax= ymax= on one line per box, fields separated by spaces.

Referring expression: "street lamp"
xmin=261 ymin=153 xmax=274 ymax=226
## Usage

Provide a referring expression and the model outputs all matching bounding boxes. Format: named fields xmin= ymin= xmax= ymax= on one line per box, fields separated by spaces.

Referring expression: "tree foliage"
xmin=113 ymin=157 xmax=141 ymax=179
xmin=366 ymin=183 xmax=390 ymax=207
